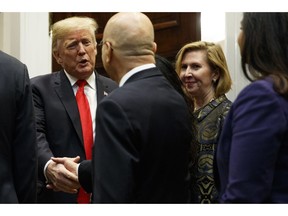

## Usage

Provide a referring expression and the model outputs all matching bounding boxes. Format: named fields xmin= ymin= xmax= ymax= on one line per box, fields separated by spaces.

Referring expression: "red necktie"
xmin=75 ymin=80 xmax=93 ymax=203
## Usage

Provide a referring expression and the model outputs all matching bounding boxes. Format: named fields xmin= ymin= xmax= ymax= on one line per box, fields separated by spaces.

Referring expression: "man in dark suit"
xmin=0 ymin=50 xmax=37 ymax=203
xmin=31 ymin=16 xmax=117 ymax=203
xmin=92 ymin=12 xmax=193 ymax=203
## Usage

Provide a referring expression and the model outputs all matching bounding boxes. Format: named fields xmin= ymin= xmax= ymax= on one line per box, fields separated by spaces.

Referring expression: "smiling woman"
xmin=175 ymin=40 xmax=232 ymax=203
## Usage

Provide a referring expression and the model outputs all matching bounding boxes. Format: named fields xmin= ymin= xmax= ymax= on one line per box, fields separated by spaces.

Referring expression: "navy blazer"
xmin=92 ymin=67 xmax=192 ymax=203
xmin=31 ymin=70 xmax=117 ymax=203
xmin=216 ymin=78 xmax=288 ymax=203
xmin=0 ymin=51 xmax=37 ymax=203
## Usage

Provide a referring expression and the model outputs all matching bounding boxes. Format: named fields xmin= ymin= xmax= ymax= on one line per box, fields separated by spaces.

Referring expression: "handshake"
xmin=45 ymin=156 xmax=81 ymax=194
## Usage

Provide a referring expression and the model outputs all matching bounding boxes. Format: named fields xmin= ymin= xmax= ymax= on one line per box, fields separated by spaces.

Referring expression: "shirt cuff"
xmin=44 ymin=159 xmax=52 ymax=183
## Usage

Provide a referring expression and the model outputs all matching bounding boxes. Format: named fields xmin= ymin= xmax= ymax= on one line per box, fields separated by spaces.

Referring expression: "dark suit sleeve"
xmin=92 ymin=99 xmax=138 ymax=203
xmin=219 ymin=82 xmax=285 ymax=202
xmin=31 ymin=78 xmax=54 ymax=182
xmin=78 ymin=160 xmax=92 ymax=193
xmin=14 ymin=65 xmax=38 ymax=203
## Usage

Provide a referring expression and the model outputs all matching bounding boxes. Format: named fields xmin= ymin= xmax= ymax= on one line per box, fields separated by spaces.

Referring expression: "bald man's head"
xmin=103 ymin=12 xmax=156 ymax=56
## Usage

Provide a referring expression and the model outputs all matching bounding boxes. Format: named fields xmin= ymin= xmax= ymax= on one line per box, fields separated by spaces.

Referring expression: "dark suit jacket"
xmin=31 ymin=70 xmax=117 ymax=203
xmin=0 ymin=51 xmax=37 ymax=203
xmin=92 ymin=67 xmax=192 ymax=203
xmin=216 ymin=78 xmax=288 ymax=203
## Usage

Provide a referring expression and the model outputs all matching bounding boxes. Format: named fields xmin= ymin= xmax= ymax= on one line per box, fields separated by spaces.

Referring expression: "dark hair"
xmin=155 ymin=54 xmax=197 ymax=165
xmin=155 ymin=55 xmax=191 ymax=104
xmin=241 ymin=13 xmax=288 ymax=97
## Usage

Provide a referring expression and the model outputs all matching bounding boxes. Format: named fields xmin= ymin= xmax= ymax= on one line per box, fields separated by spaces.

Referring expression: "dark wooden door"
xmin=50 ymin=12 xmax=201 ymax=76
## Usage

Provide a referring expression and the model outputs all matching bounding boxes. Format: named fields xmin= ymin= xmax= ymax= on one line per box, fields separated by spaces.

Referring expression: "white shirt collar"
xmin=119 ymin=64 xmax=156 ymax=87
xmin=64 ymin=70 xmax=96 ymax=90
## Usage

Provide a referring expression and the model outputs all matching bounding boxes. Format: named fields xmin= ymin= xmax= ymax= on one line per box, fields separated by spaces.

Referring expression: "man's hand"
xmin=45 ymin=156 xmax=81 ymax=193
xmin=52 ymin=156 xmax=80 ymax=176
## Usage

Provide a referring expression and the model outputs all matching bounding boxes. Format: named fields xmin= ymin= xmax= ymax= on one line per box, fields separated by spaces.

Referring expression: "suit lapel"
xmin=95 ymin=72 xmax=106 ymax=103
xmin=53 ymin=71 xmax=83 ymax=144
xmin=51 ymin=71 xmax=115 ymax=146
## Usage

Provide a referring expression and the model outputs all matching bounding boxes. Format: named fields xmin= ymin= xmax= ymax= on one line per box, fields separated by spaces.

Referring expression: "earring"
xmin=213 ymin=79 xmax=217 ymax=83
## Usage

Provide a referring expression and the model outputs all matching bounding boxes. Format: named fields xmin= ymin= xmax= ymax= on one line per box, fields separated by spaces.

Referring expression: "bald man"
xmin=92 ymin=12 xmax=193 ymax=203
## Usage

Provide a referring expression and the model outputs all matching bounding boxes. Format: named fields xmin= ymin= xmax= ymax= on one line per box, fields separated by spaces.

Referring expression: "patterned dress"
xmin=190 ymin=95 xmax=232 ymax=203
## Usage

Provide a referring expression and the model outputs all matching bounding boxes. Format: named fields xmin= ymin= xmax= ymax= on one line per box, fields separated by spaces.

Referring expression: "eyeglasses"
xmin=98 ymin=40 xmax=114 ymax=51
xmin=98 ymin=40 xmax=104 ymax=47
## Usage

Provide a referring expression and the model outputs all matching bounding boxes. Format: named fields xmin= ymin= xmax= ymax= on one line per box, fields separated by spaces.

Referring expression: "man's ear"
xmin=104 ymin=42 xmax=113 ymax=64
xmin=53 ymin=51 xmax=63 ymax=65
xmin=152 ymin=42 xmax=157 ymax=53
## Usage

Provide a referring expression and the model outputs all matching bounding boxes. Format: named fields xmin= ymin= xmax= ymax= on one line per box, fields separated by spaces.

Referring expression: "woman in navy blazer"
xmin=216 ymin=13 xmax=288 ymax=203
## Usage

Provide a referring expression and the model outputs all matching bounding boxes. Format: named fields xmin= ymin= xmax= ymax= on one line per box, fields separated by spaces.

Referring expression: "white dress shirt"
xmin=44 ymin=71 xmax=97 ymax=181
xmin=119 ymin=63 xmax=156 ymax=87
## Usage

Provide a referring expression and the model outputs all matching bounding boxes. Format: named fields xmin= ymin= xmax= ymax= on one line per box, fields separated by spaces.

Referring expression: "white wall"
xmin=224 ymin=12 xmax=249 ymax=101
xmin=0 ymin=12 xmax=51 ymax=78
xmin=201 ymin=12 xmax=249 ymax=101
xmin=0 ymin=13 xmax=21 ymax=58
